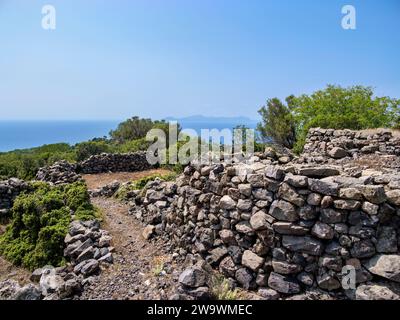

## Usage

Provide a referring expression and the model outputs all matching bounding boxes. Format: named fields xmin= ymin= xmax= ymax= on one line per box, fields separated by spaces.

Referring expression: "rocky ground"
xmin=79 ymin=197 xmax=182 ymax=299
xmin=79 ymin=174 xmax=185 ymax=300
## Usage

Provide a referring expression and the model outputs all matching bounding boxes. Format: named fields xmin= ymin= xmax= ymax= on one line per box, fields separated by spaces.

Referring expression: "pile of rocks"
xmin=78 ymin=152 xmax=153 ymax=174
xmin=0 ymin=178 xmax=30 ymax=219
xmin=302 ymin=128 xmax=400 ymax=162
xmin=35 ymin=160 xmax=82 ymax=185
xmin=131 ymin=158 xmax=400 ymax=299
xmin=89 ymin=181 xmax=121 ymax=197
xmin=63 ymin=220 xmax=113 ymax=278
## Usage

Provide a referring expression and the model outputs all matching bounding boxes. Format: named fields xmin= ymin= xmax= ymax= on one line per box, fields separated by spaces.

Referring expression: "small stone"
xmin=219 ymin=229 xmax=237 ymax=245
xmin=269 ymin=200 xmax=299 ymax=222
xmin=308 ymin=179 xmax=339 ymax=196
xmin=257 ymin=288 xmax=280 ymax=300
xmin=235 ymin=268 xmax=253 ymax=290
xmin=311 ymin=222 xmax=334 ymax=240
xmin=282 ymin=236 xmax=324 ymax=255
xmin=179 ymin=268 xmax=207 ymax=288
xmin=361 ymin=202 xmax=379 ymax=215
xmin=268 ymin=272 xmax=300 ymax=294
xmin=328 ymin=147 xmax=347 ymax=159
xmin=142 ymin=225 xmax=155 ymax=240
xmin=242 ymin=250 xmax=264 ymax=271
xmin=317 ymin=273 xmax=341 ymax=291
xmin=219 ymin=195 xmax=236 ymax=210
xmin=250 ymin=211 xmax=272 ymax=231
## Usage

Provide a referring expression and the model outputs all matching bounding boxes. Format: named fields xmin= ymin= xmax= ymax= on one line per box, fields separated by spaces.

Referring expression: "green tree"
xmin=257 ymin=97 xmax=297 ymax=148
xmin=288 ymin=85 xmax=400 ymax=152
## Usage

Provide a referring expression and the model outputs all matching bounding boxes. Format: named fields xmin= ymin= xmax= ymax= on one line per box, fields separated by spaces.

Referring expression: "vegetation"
xmin=0 ymin=182 xmax=97 ymax=270
xmin=114 ymin=171 xmax=178 ymax=201
xmin=211 ymin=275 xmax=241 ymax=300
xmin=109 ymin=116 xmax=181 ymax=145
xmin=258 ymin=85 xmax=400 ymax=153
xmin=257 ymin=97 xmax=296 ymax=148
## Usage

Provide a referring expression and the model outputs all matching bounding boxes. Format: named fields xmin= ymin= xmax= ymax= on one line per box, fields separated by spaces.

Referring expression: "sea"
xmin=0 ymin=119 xmax=258 ymax=152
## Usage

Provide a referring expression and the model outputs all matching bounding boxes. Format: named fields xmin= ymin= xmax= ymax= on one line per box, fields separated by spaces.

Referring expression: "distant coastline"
xmin=0 ymin=116 xmax=259 ymax=152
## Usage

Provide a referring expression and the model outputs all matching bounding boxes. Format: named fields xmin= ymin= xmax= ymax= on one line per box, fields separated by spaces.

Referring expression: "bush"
xmin=0 ymin=182 xmax=97 ymax=270
xmin=75 ymin=141 xmax=112 ymax=161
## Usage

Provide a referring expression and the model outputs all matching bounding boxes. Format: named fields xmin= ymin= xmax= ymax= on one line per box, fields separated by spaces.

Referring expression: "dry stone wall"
xmin=78 ymin=152 xmax=153 ymax=174
xmin=303 ymin=128 xmax=400 ymax=159
xmin=131 ymin=160 xmax=400 ymax=299
xmin=0 ymin=178 xmax=30 ymax=218
xmin=35 ymin=152 xmax=154 ymax=184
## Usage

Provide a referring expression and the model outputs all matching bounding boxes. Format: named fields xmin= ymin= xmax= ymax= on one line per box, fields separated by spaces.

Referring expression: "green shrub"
xmin=75 ymin=140 xmax=112 ymax=161
xmin=0 ymin=182 xmax=97 ymax=270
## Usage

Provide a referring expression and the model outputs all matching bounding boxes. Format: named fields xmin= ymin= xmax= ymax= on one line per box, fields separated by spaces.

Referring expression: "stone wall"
xmin=0 ymin=178 xmax=30 ymax=218
xmin=35 ymin=152 xmax=155 ymax=184
xmin=303 ymin=128 xmax=400 ymax=159
xmin=78 ymin=152 xmax=153 ymax=174
xmin=131 ymin=160 xmax=400 ymax=299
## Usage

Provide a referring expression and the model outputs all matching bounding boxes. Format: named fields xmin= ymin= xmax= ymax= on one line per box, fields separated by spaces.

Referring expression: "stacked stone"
xmin=78 ymin=152 xmax=153 ymax=174
xmin=35 ymin=160 xmax=82 ymax=185
xmin=0 ymin=178 xmax=30 ymax=218
xmin=0 ymin=220 xmax=113 ymax=300
xmin=303 ymin=128 xmax=400 ymax=159
xmin=63 ymin=220 xmax=114 ymax=277
xmin=89 ymin=181 xmax=121 ymax=197
xmin=132 ymin=160 xmax=400 ymax=299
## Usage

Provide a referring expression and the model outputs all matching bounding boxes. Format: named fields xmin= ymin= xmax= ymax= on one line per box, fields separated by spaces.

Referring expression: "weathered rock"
xmin=311 ymin=222 xmax=334 ymax=240
xmin=80 ymin=259 xmax=99 ymax=277
xmin=328 ymin=147 xmax=347 ymax=159
xmin=272 ymin=222 xmax=308 ymax=235
xmin=282 ymin=236 xmax=324 ymax=255
xmin=257 ymin=288 xmax=280 ymax=300
xmin=308 ymin=179 xmax=339 ymax=196
xmin=219 ymin=196 xmax=236 ymax=210
xmin=269 ymin=200 xmax=299 ymax=222
xmin=356 ymin=283 xmax=400 ymax=300
xmin=14 ymin=284 xmax=41 ymax=300
xmin=250 ymin=211 xmax=273 ymax=231
xmin=272 ymin=260 xmax=302 ymax=275
xmin=386 ymin=190 xmax=400 ymax=206
xmin=179 ymin=268 xmax=207 ymax=288
xmin=241 ymin=250 xmax=264 ymax=272
xmin=364 ymin=255 xmax=400 ymax=283
xmin=360 ymin=185 xmax=386 ymax=204
xmin=268 ymin=272 xmax=300 ymax=294
xmin=142 ymin=225 xmax=155 ymax=240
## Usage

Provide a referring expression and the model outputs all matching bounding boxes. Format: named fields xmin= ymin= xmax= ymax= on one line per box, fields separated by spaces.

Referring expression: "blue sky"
xmin=0 ymin=0 xmax=399 ymax=120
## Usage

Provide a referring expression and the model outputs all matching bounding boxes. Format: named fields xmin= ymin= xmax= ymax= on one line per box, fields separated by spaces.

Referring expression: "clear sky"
xmin=0 ymin=0 xmax=399 ymax=120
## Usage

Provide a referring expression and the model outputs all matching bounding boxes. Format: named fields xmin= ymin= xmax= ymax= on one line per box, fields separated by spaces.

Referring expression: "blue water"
xmin=0 ymin=121 xmax=121 ymax=152
xmin=0 ymin=119 xmax=259 ymax=152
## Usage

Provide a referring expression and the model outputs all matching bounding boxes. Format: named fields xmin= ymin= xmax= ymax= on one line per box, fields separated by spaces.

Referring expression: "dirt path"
xmin=80 ymin=196 xmax=181 ymax=300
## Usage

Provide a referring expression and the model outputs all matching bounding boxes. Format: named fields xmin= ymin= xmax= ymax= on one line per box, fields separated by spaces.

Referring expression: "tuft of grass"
xmin=211 ymin=275 xmax=242 ymax=300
